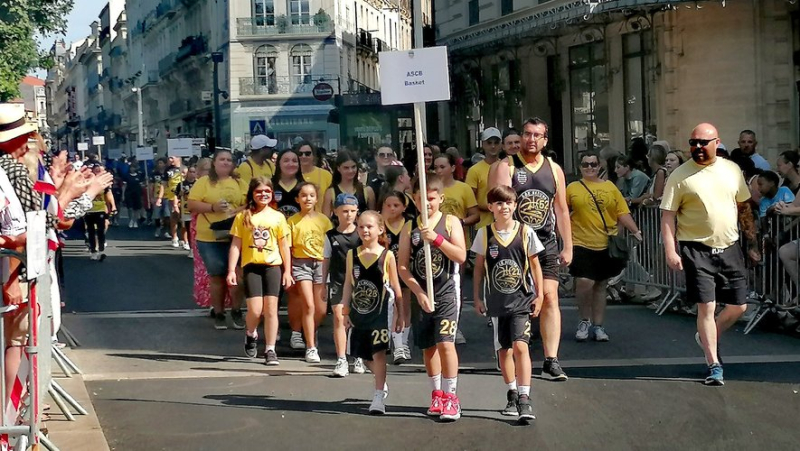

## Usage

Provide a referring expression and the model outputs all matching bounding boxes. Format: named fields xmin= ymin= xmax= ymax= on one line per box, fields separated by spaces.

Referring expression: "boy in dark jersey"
xmin=472 ymin=186 xmax=543 ymax=423
xmin=398 ymin=176 xmax=467 ymax=422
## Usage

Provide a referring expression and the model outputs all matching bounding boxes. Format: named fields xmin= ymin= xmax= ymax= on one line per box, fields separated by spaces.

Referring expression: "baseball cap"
xmin=250 ymin=134 xmax=277 ymax=150
xmin=334 ymin=193 xmax=359 ymax=208
xmin=481 ymin=127 xmax=502 ymax=141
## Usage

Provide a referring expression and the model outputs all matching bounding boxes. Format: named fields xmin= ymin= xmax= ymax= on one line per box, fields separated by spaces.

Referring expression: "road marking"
xmin=70 ymin=309 xmax=290 ymax=319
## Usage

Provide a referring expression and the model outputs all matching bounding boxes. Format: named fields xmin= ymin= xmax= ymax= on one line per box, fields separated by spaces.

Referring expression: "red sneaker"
xmin=440 ymin=392 xmax=461 ymax=421
xmin=426 ymin=390 xmax=444 ymax=416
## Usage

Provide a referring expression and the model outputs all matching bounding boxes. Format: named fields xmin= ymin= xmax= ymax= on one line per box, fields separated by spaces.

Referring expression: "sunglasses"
xmin=689 ymin=138 xmax=717 ymax=147
xmin=254 ymin=189 xmax=273 ymax=194
xmin=378 ymin=153 xmax=393 ymax=158
xmin=580 ymin=162 xmax=599 ymax=168
xmin=298 ymin=151 xmax=313 ymax=157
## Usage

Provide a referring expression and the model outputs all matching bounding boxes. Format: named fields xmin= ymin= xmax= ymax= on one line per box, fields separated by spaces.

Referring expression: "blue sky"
xmin=33 ymin=0 xmax=104 ymax=76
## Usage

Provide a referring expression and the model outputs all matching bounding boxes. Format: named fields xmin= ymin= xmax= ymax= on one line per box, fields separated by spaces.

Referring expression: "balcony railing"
xmin=357 ymin=28 xmax=373 ymax=50
xmin=239 ymin=74 xmax=338 ymax=96
xmin=176 ymin=35 xmax=207 ymax=62
xmin=236 ymin=17 xmax=333 ymax=37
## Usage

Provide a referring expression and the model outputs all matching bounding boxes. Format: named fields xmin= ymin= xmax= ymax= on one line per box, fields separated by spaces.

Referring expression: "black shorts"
xmin=492 ymin=313 xmax=532 ymax=350
xmin=348 ymin=326 xmax=390 ymax=361
xmin=569 ymin=246 xmax=626 ymax=281
xmin=125 ymin=190 xmax=142 ymax=210
xmin=539 ymin=237 xmax=561 ymax=281
xmin=242 ymin=264 xmax=282 ymax=298
xmin=412 ymin=294 xmax=460 ymax=350
xmin=680 ymin=242 xmax=747 ymax=305
xmin=329 ymin=282 xmax=344 ymax=306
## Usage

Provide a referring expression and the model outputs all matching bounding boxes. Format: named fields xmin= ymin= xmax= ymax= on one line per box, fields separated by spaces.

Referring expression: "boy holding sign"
xmin=398 ymin=176 xmax=466 ymax=421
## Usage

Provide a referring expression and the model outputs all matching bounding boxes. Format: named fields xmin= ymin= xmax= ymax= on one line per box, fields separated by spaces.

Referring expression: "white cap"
xmin=250 ymin=134 xmax=277 ymax=150
xmin=481 ymin=127 xmax=502 ymax=141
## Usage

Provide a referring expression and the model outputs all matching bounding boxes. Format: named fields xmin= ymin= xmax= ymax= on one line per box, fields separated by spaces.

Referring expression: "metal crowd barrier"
xmin=621 ymin=206 xmax=800 ymax=335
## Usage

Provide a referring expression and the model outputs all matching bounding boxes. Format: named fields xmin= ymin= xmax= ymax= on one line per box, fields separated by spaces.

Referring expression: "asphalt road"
xmin=60 ymin=225 xmax=800 ymax=451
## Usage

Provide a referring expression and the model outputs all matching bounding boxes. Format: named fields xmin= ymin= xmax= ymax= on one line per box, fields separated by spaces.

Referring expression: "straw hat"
xmin=0 ymin=104 xmax=36 ymax=144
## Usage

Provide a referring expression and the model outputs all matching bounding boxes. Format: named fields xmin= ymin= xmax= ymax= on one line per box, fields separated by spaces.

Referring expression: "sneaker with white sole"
xmin=353 ymin=358 xmax=366 ymax=374
xmin=332 ymin=358 xmax=349 ymax=377
xmin=440 ymin=393 xmax=462 ymax=421
xmin=402 ymin=346 xmax=412 ymax=361
xmin=171 ymin=238 xmax=180 ymax=248
xmin=244 ymin=334 xmax=258 ymax=358
xmin=182 ymin=242 xmax=190 ymax=251
xmin=154 ymin=227 xmax=162 ymax=238
xmin=392 ymin=347 xmax=408 ymax=365
xmin=593 ymin=325 xmax=609 ymax=342
xmin=164 ymin=231 xmax=172 ymax=239
xmin=132 ymin=221 xmax=139 ymax=229
xmin=264 ymin=349 xmax=279 ymax=366
xmin=369 ymin=390 xmax=386 ymax=415
xmin=290 ymin=332 xmax=305 ymax=349
xmin=305 ymin=348 xmax=321 ymax=363
xmin=128 ymin=220 xmax=135 ymax=228
xmin=575 ymin=320 xmax=591 ymax=342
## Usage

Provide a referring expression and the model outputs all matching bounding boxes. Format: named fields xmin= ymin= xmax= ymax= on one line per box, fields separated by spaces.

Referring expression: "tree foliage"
xmin=0 ymin=0 xmax=74 ymax=101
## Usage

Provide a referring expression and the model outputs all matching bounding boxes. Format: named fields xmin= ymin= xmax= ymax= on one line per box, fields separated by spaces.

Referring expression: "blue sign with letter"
xmin=250 ymin=120 xmax=266 ymax=136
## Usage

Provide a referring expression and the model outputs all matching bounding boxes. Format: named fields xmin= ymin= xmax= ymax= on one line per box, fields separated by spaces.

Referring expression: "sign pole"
xmin=414 ymin=102 xmax=435 ymax=310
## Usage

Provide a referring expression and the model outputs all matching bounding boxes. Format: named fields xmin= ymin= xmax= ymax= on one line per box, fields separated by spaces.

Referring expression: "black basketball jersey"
xmin=332 ymin=184 xmax=368 ymax=212
xmin=510 ymin=154 xmax=557 ymax=241
xmin=482 ymin=222 xmax=535 ymax=316
xmin=403 ymin=192 xmax=418 ymax=221
xmin=349 ymin=248 xmax=390 ymax=329
xmin=274 ymin=180 xmax=301 ymax=218
xmin=410 ymin=214 xmax=459 ymax=301
xmin=386 ymin=219 xmax=408 ymax=259
xmin=326 ymin=228 xmax=361 ymax=286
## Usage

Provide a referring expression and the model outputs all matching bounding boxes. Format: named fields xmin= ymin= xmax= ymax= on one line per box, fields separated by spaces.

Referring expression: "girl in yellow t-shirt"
xmin=433 ymin=154 xmax=480 ymax=227
xmin=287 ymin=182 xmax=333 ymax=363
xmin=227 ymin=177 xmax=293 ymax=365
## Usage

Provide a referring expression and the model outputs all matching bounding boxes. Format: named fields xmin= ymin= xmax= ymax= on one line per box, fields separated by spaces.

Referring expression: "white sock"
xmin=402 ymin=327 xmax=411 ymax=345
xmin=519 ymin=385 xmax=531 ymax=397
xmin=308 ymin=346 xmax=317 ymax=352
xmin=246 ymin=330 xmax=257 ymax=338
xmin=443 ymin=376 xmax=458 ymax=394
xmin=392 ymin=331 xmax=404 ymax=349
xmin=507 ymin=380 xmax=517 ymax=391
xmin=429 ymin=373 xmax=442 ymax=391
xmin=337 ymin=356 xmax=346 ymax=361
xmin=266 ymin=345 xmax=275 ymax=352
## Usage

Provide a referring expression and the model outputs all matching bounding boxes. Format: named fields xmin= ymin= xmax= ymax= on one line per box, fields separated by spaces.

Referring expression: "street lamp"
xmin=131 ymin=87 xmax=144 ymax=147
xmin=211 ymin=51 xmax=223 ymax=150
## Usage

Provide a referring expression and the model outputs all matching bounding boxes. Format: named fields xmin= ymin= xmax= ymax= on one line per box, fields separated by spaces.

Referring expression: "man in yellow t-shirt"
xmin=237 ymin=135 xmax=276 ymax=186
xmin=466 ymin=127 xmax=503 ymax=229
xmin=660 ymin=122 xmax=755 ymax=387
xmin=161 ymin=155 xmax=184 ymax=247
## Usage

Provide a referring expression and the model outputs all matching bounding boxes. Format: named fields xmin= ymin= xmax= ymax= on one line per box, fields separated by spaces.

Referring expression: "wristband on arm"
xmin=432 ymin=233 xmax=444 ymax=248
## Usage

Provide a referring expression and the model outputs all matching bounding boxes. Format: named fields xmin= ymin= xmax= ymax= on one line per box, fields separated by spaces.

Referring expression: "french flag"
xmin=33 ymin=161 xmax=62 ymax=251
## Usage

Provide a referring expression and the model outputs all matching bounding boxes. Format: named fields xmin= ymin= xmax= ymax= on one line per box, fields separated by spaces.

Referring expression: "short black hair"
xmin=522 ymin=117 xmax=549 ymax=138
xmin=758 ymin=170 xmax=780 ymax=185
xmin=502 ymin=128 xmax=520 ymax=140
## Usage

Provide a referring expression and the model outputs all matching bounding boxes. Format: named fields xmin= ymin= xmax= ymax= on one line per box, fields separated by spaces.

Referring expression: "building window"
xmin=254 ymin=0 xmax=275 ymax=26
xmin=290 ymin=0 xmax=310 ymax=25
xmin=501 ymin=0 xmax=513 ymax=16
xmin=623 ymin=31 xmax=654 ymax=143
xmin=254 ymin=44 xmax=278 ymax=94
xmin=291 ymin=44 xmax=313 ymax=89
xmin=569 ymin=42 xmax=609 ymax=155
xmin=468 ymin=0 xmax=479 ymax=26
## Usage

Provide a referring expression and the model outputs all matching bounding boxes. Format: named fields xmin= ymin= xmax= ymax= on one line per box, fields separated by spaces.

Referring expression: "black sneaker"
xmin=517 ymin=395 xmax=535 ymax=423
xmin=244 ymin=334 xmax=258 ymax=358
xmin=214 ymin=313 xmax=228 ymax=330
xmin=264 ymin=349 xmax=280 ymax=366
xmin=231 ymin=309 xmax=245 ymax=330
xmin=542 ymin=358 xmax=568 ymax=381
xmin=501 ymin=390 xmax=519 ymax=416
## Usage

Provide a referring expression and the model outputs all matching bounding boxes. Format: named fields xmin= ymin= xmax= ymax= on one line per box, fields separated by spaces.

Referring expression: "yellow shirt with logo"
xmin=90 ymin=192 xmax=107 ymax=213
xmin=567 ymin=179 xmax=629 ymax=251
xmin=302 ymin=167 xmax=332 ymax=211
xmin=163 ymin=166 xmax=183 ymax=201
xmin=235 ymin=157 xmax=275 ymax=187
xmin=441 ymin=181 xmax=478 ymax=219
xmin=231 ymin=207 xmax=289 ymax=267
xmin=660 ymin=158 xmax=750 ymax=249
xmin=188 ymin=176 xmax=248 ymax=242
xmin=287 ymin=211 xmax=333 ymax=260
xmin=465 ymin=160 xmax=492 ymax=228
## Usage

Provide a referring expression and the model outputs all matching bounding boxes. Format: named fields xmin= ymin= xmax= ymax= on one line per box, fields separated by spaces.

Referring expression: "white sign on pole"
xmin=201 ymin=91 xmax=213 ymax=102
xmin=108 ymin=148 xmax=123 ymax=159
xmin=25 ymin=211 xmax=47 ymax=280
xmin=379 ymin=46 xmax=451 ymax=106
xmin=167 ymin=138 xmax=193 ymax=157
xmin=92 ymin=136 xmax=106 ymax=146
xmin=135 ymin=146 xmax=155 ymax=161
xmin=191 ymin=138 xmax=205 ymax=156
xmin=77 ymin=142 xmax=89 ymax=151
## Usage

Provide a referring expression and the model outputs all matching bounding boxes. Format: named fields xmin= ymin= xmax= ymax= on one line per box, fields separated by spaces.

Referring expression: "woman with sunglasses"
xmin=272 ymin=149 xmax=305 ymax=218
xmin=367 ymin=146 xmax=396 ymax=195
xmin=297 ymin=141 xmax=332 ymax=210
xmin=566 ymin=152 xmax=642 ymax=343
xmin=322 ymin=151 xmax=374 ymax=216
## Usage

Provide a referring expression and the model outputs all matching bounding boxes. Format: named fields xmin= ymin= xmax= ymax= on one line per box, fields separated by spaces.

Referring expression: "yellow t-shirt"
xmin=465 ymin=160 xmax=492 ymax=228
xmin=302 ymin=167 xmax=332 ymax=210
xmin=90 ymin=192 xmax=107 ymax=213
xmin=440 ymin=181 xmax=478 ymax=219
xmin=188 ymin=176 xmax=248 ymax=242
xmin=231 ymin=207 xmax=289 ymax=267
xmin=235 ymin=157 xmax=275 ymax=187
xmin=163 ymin=166 xmax=183 ymax=201
xmin=660 ymin=158 xmax=750 ymax=249
xmin=567 ymin=179 xmax=630 ymax=251
xmin=287 ymin=212 xmax=333 ymax=259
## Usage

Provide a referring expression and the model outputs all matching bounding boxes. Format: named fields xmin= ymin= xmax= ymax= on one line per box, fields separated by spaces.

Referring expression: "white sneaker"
xmin=369 ymin=390 xmax=386 ymax=415
xmin=164 ymin=231 xmax=172 ymax=239
xmin=305 ymin=348 xmax=321 ymax=363
xmin=576 ymin=320 xmax=591 ymax=342
xmin=290 ymin=332 xmax=305 ymax=349
xmin=182 ymin=242 xmax=190 ymax=251
xmin=90 ymin=252 xmax=99 ymax=261
xmin=171 ymin=239 xmax=180 ymax=248
xmin=132 ymin=221 xmax=139 ymax=229
xmin=154 ymin=227 xmax=162 ymax=238
xmin=393 ymin=347 xmax=407 ymax=365
xmin=332 ymin=358 xmax=349 ymax=377
xmin=402 ymin=346 xmax=412 ymax=361
xmin=128 ymin=220 xmax=134 ymax=228
xmin=593 ymin=325 xmax=610 ymax=342
xmin=353 ymin=358 xmax=366 ymax=374
xmin=187 ymin=252 xmax=193 ymax=259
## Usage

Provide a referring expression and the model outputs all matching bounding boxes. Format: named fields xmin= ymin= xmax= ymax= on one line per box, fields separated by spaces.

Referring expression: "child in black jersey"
xmin=322 ymin=193 xmax=361 ymax=377
xmin=341 ymin=211 xmax=404 ymax=415
xmin=472 ymin=185 xmax=543 ymax=423
xmin=381 ymin=190 xmax=412 ymax=364
xmin=398 ymin=176 xmax=467 ymax=422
